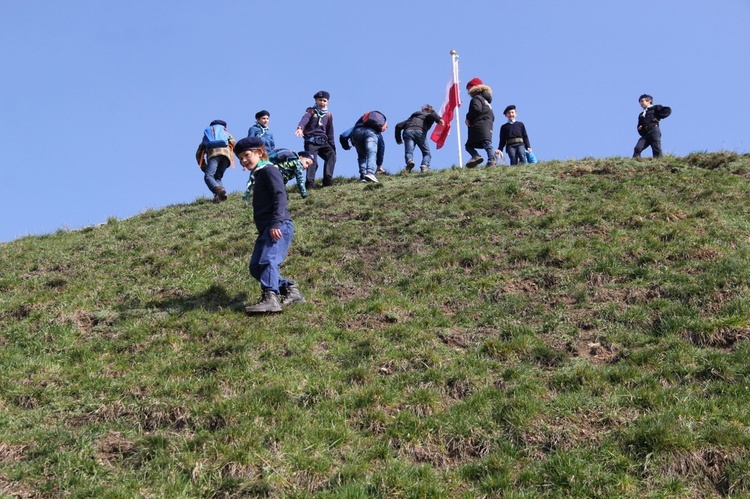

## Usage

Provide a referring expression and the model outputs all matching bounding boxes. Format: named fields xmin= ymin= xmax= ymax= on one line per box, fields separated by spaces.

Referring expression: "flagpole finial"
xmin=450 ymin=50 xmax=457 ymax=55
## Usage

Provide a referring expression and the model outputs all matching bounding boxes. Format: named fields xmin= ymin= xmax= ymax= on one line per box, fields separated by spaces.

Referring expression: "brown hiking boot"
xmin=465 ymin=156 xmax=483 ymax=168
xmin=244 ymin=291 xmax=282 ymax=314
xmin=213 ymin=185 xmax=227 ymax=201
xmin=405 ymin=160 xmax=415 ymax=173
xmin=280 ymin=285 xmax=306 ymax=307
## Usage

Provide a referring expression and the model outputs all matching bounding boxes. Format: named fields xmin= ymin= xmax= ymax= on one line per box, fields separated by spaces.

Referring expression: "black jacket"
xmin=465 ymin=85 xmax=495 ymax=145
xmin=252 ymin=164 xmax=291 ymax=234
xmin=394 ymin=110 xmax=442 ymax=143
xmin=637 ymin=105 xmax=671 ymax=135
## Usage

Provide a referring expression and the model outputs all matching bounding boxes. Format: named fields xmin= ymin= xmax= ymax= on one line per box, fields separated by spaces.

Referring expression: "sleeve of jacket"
xmin=195 ymin=143 xmax=205 ymax=166
xmin=326 ymin=114 xmax=336 ymax=150
xmin=339 ymin=127 xmax=353 ymax=150
xmin=521 ymin=124 xmax=531 ymax=149
xmin=498 ymin=124 xmax=508 ymax=150
xmin=394 ymin=121 xmax=406 ymax=143
xmin=297 ymin=108 xmax=313 ymax=131
xmin=248 ymin=126 xmax=259 ymax=138
xmin=377 ymin=133 xmax=385 ymax=166
xmin=293 ymin=161 xmax=308 ymax=198
xmin=466 ymin=96 xmax=481 ymax=125
xmin=654 ymin=105 xmax=672 ymax=120
xmin=267 ymin=167 xmax=289 ymax=229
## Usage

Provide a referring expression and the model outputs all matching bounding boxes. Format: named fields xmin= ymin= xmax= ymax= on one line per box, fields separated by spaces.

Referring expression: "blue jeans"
xmin=403 ymin=129 xmax=432 ymax=168
xmin=202 ymin=155 xmax=230 ymax=193
xmin=506 ymin=144 xmax=527 ymax=165
xmin=465 ymin=139 xmax=496 ymax=164
xmin=249 ymin=220 xmax=295 ymax=294
xmin=351 ymin=127 xmax=378 ymax=177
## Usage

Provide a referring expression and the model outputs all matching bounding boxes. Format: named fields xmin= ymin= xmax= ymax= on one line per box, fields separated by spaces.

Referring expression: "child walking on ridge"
xmin=632 ymin=94 xmax=671 ymax=158
xmin=295 ymin=91 xmax=336 ymax=188
xmin=496 ymin=105 xmax=532 ymax=166
xmin=395 ymin=104 xmax=444 ymax=173
xmin=464 ymin=78 xmax=497 ymax=168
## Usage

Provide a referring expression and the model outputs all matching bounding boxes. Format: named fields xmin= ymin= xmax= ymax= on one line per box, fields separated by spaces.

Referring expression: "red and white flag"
xmin=430 ymin=60 xmax=461 ymax=149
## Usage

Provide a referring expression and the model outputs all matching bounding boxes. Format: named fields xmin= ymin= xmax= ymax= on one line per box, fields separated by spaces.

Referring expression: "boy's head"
xmin=298 ymin=151 xmax=314 ymax=170
xmin=255 ymin=110 xmax=270 ymax=126
xmin=313 ymin=90 xmax=330 ymax=109
xmin=210 ymin=119 xmax=227 ymax=127
xmin=503 ymin=105 xmax=517 ymax=120
xmin=639 ymin=94 xmax=653 ymax=108
xmin=234 ymin=137 xmax=267 ymax=170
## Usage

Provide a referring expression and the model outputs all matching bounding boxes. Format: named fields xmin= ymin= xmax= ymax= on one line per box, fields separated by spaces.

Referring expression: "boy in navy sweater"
xmin=295 ymin=90 xmax=336 ymax=188
xmin=234 ymin=137 xmax=305 ymax=314
xmin=633 ymin=94 xmax=671 ymax=158
xmin=496 ymin=105 xmax=532 ymax=166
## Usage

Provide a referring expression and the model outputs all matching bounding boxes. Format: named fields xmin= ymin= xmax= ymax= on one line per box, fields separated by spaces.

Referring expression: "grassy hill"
xmin=1 ymin=153 xmax=749 ymax=497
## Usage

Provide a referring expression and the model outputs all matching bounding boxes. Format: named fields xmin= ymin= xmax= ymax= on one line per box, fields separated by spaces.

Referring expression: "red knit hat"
xmin=466 ymin=77 xmax=483 ymax=90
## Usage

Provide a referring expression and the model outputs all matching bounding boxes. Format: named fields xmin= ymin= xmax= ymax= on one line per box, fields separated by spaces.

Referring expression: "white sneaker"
xmin=364 ymin=173 xmax=379 ymax=183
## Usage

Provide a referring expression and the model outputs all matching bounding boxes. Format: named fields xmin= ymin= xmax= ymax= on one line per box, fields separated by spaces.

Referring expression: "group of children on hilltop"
xmin=195 ymin=85 xmax=671 ymax=315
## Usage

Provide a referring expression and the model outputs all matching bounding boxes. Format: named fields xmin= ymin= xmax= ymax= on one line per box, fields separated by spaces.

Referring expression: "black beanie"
xmin=255 ymin=110 xmax=270 ymax=120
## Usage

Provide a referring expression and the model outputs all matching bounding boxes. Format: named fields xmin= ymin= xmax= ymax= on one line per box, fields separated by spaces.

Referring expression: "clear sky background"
xmin=1 ymin=0 xmax=748 ymax=243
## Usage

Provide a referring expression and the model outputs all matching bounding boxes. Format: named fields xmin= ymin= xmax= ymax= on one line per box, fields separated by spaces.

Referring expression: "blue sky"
xmin=1 ymin=0 xmax=748 ymax=243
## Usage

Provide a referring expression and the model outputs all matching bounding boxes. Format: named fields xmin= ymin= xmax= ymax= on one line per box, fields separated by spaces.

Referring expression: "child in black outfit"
xmin=633 ymin=94 xmax=671 ymax=158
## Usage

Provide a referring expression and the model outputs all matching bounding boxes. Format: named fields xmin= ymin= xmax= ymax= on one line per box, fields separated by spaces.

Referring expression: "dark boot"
xmin=212 ymin=185 xmax=227 ymax=202
xmin=244 ymin=291 xmax=282 ymax=314
xmin=280 ymin=285 xmax=306 ymax=307
xmin=465 ymin=156 xmax=483 ymax=168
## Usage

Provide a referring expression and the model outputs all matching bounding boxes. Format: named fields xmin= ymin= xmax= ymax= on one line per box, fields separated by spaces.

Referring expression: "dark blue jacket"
xmin=252 ymin=163 xmax=291 ymax=234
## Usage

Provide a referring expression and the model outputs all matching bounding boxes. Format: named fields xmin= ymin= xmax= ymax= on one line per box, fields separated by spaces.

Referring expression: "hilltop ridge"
xmin=1 ymin=153 xmax=749 ymax=497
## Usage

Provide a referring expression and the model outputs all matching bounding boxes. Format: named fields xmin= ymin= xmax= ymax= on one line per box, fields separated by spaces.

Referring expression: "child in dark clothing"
xmin=395 ymin=104 xmax=444 ymax=172
xmin=633 ymin=94 xmax=671 ymax=158
xmin=295 ymin=90 xmax=336 ymax=188
xmin=464 ymin=78 xmax=496 ymax=168
xmin=496 ymin=105 xmax=532 ymax=166
xmin=234 ymin=137 xmax=305 ymax=314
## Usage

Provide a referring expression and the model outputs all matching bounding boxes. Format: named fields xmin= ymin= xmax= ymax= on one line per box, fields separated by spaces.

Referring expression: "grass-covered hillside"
xmin=1 ymin=153 xmax=749 ymax=497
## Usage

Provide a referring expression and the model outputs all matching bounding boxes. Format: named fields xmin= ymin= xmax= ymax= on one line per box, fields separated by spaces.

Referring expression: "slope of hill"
xmin=1 ymin=153 xmax=749 ymax=497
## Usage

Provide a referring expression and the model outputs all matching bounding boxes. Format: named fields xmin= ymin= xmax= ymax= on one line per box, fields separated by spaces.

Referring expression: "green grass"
xmin=1 ymin=153 xmax=750 ymax=497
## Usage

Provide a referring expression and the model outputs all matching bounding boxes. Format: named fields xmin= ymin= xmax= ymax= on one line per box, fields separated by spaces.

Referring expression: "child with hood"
xmin=464 ymin=78 xmax=497 ymax=168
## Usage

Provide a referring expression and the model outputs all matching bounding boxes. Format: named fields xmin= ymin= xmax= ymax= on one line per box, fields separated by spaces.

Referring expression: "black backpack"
xmin=362 ymin=111 xmax=387 ymax=131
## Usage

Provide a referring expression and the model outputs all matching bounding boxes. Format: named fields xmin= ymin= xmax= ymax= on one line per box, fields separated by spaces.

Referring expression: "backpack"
xmin=268 ymin=148 xmax=299 ymax=164
xmin=202 ymin=124 xmax=230 ymax=149
xmin=362 ymin=111 xmax=387 ymax=131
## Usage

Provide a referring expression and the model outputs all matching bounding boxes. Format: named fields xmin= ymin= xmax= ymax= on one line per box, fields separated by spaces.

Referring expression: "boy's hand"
xmin=270 ymin=228 xmax=282 ymax=241
xmin=295 ymin=127 xmax=304 ymax=138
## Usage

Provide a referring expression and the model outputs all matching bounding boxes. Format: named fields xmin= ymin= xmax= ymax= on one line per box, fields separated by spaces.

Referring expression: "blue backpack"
xmin=268 ymin=148 xmax=299 ymax=164
xmin=202 ymin=124 xmax=230 ymax=149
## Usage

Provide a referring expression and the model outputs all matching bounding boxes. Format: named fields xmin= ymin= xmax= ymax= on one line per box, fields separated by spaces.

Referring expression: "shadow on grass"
xmin=141 ymin=284 xmax=248 ymax=314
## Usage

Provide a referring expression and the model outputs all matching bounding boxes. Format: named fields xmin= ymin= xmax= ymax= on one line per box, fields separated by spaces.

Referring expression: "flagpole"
xmin=450 ymin=50 xmax=463 ymax=168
